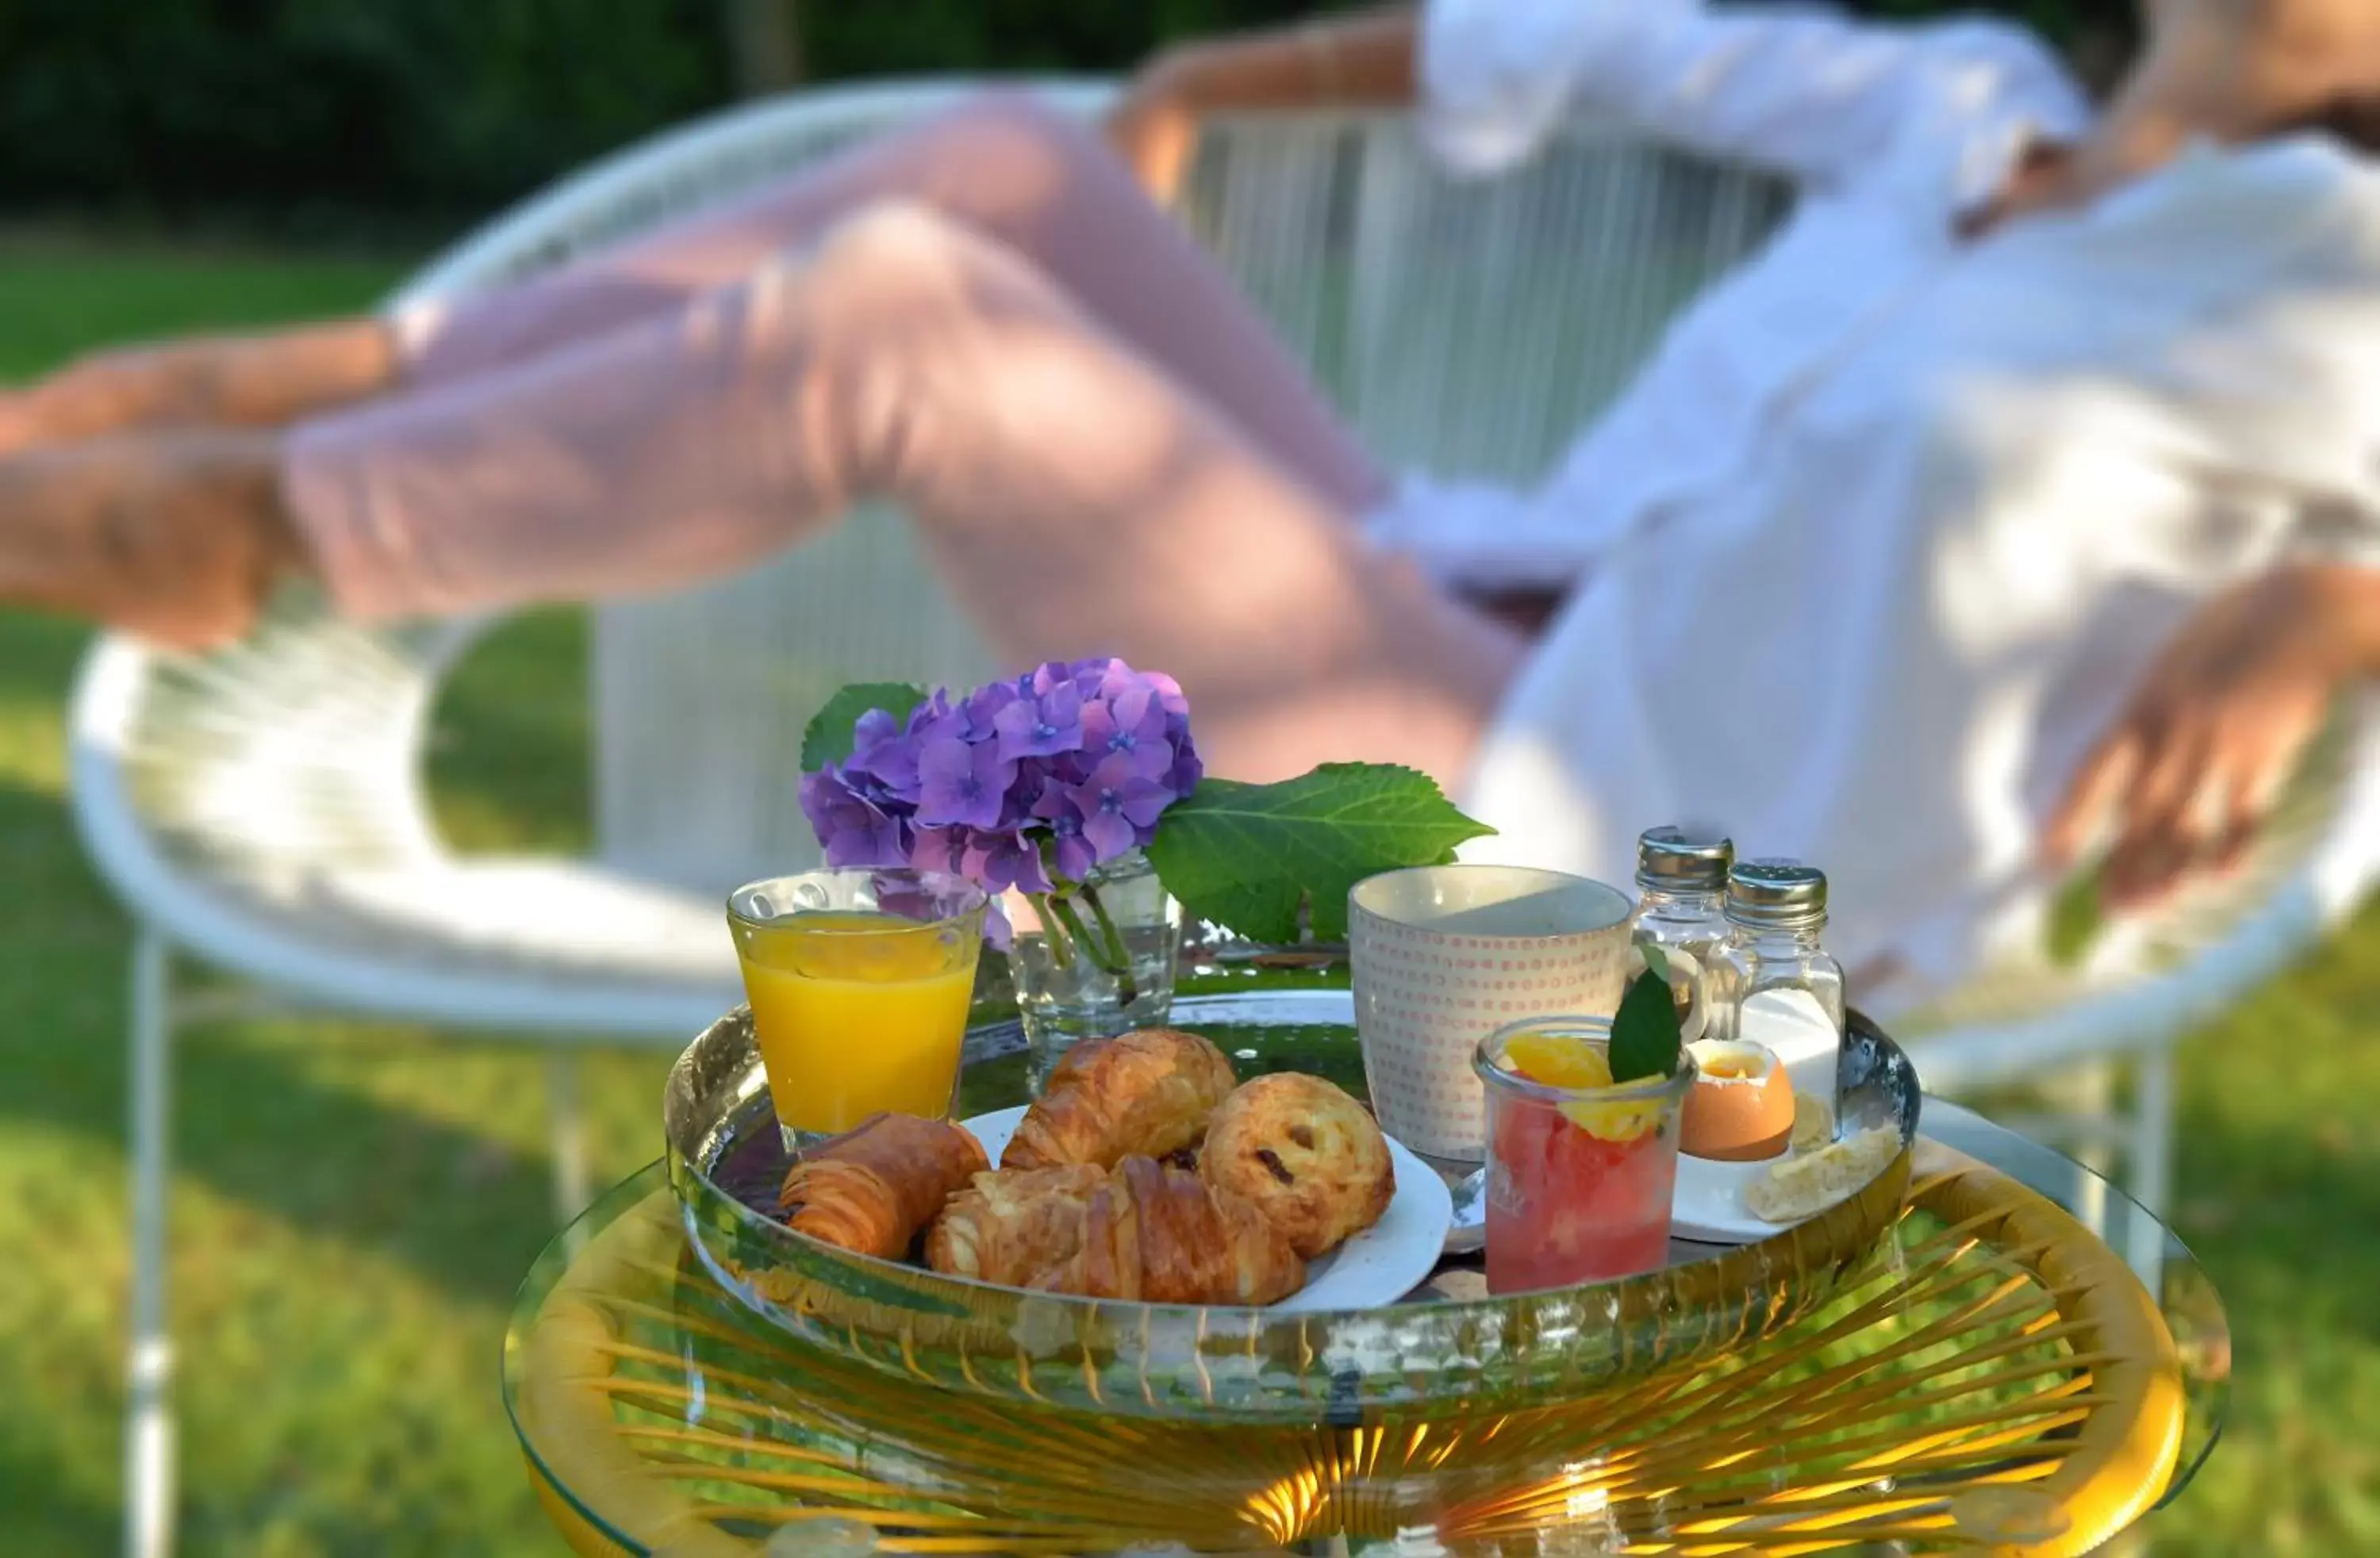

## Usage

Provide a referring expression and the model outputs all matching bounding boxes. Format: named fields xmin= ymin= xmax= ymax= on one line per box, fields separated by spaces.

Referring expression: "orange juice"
xmin=735 ymin=911 xmax=981 ymax=1134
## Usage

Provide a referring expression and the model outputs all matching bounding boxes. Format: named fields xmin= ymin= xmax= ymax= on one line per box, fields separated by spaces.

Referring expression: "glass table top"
xmin=505 ymin=994 xmax=2228 ymax=1557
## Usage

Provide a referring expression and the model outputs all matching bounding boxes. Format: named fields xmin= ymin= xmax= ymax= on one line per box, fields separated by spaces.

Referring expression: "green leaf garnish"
xmin=1607 ymin=957 xmax=1682 ymax=1083
xmin=1143 ymin=762 xmax=1495 ymax=942
xmin=800 ymin=682 xmax=927 ymax=772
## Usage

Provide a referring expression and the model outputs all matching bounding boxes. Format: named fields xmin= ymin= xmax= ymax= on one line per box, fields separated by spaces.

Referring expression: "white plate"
xmin=1445 ymin=1152 xmax=1807 ymax=1251
xmin=1672 ymin=1151 xmax=1799 ymax=1245
xmin=961 ymin=1106 xmax=1454 ymax=1312
xmin=1447 ymin=1150 xmax=1887 ymax=1249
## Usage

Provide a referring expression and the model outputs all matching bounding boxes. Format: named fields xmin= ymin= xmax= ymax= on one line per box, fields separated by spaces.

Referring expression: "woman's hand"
xmin=1107 ymin=51 xmax=1204 ymax=204
xmin=1105 ymin=12 xmax=1419 ymax=204
xmin=2044 ymin=562 xmax=2380 ymax=908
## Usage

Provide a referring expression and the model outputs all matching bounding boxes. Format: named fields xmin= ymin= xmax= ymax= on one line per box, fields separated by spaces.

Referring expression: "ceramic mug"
xmin=1349 ymin=865 xmax=1634 ymax=1161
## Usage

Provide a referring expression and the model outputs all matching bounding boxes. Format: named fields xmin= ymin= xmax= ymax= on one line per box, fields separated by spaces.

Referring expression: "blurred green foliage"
xmin=0 ymin=0 xmax=731 ymax=234
xmin=0 ymin=0 xmax=2134 ymax=235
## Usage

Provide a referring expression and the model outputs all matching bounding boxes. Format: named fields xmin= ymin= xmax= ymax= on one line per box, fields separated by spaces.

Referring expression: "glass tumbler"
xmin=1476 ymin=1016 xmax=1695 ymax=1293
xmin=727 ymin=868 xmax=987 ymax=1149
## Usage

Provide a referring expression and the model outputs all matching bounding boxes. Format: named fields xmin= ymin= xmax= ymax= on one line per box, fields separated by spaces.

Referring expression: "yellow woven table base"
xmin=514 ymin=1142 xmax=2182 ymax=1557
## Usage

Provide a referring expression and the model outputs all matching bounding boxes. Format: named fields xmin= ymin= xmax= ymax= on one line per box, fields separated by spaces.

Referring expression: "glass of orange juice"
xmin=727 ymin=869 xmax=988 ymax=1148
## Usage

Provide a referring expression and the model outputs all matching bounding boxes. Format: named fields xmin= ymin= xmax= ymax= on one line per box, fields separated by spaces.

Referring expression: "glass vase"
xmin=1011 ymin=850 xmax=1182 ymax=1091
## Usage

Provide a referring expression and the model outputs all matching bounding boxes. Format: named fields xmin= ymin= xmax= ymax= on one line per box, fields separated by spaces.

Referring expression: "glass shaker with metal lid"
xmin=1707 ymin=859 xmax=1847 ymax=1109
xmin=1630 ymin=825 xmax=1733 ymax=1043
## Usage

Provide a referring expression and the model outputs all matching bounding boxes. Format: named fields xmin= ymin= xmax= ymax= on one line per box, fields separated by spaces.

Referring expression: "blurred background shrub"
xmin=0 ymin=0 xmax=2136 ymax=240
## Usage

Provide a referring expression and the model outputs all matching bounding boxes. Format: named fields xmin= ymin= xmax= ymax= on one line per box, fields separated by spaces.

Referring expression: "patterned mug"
xmin=1349 ymin=865 xmax=1634 ymax=1161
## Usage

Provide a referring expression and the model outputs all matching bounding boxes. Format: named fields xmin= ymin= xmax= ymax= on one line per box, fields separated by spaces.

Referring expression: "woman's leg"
xmin=408 ymin=94 xmax=1384 ymax=514
xmin=0 ymin=319 xmax=397 ymax=458
xmin=260 ymin=204 xmax=1513 ymax=788
xmin=6 ymin=97 xmax=1383 ymax=516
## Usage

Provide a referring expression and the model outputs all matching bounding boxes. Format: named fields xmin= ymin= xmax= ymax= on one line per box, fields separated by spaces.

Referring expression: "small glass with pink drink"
xmin=1475 ymin=1017 xmax=1696 ymax=1294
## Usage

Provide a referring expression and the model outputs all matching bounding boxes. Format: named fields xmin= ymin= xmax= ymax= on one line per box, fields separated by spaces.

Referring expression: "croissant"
xmin=1000 ymin=1028 xmax=1238 ymax=1171
xmin=777 ymin=1112 xmax=988 ymax=1259
xmin=923 ymin=1164 xmax=1106 ymax=1287
xmin=1059 ymin=1156 xmax=1305 ymax=1305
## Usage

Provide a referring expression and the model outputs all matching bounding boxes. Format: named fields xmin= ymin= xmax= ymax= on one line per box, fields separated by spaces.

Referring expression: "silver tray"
xmin=662 ymin=977 xmax=1919 ymax=1422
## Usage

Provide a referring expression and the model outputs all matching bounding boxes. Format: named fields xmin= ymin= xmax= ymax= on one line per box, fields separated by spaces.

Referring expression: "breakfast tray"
xmin=667 ymin=986 xmax=1919 ymax=1412
xmin=496 ymin=981 xmax=2225 ymax=1555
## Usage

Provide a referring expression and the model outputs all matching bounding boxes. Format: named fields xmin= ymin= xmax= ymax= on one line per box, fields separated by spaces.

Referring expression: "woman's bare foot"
xmin=0 ymin=431 xmax=309 ymax=650
xmin=0 ymin=317 xmax=400 ymax=459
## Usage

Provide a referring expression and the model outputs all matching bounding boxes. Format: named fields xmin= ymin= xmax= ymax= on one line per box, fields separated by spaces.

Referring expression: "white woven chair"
xmin=66 ymin=77 xmax=2380 ymax=1558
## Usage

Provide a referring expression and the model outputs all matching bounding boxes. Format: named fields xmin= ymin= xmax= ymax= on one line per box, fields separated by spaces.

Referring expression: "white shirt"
xmin=1402 ymin=0 xmax=2380 ymax=1007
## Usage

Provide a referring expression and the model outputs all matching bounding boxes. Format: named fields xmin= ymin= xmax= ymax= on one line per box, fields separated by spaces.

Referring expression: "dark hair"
xmin=2305 ymin=94 xmax=2380 ymax=155
xmin=2065 ymin=21 xmax=2141 ymax=99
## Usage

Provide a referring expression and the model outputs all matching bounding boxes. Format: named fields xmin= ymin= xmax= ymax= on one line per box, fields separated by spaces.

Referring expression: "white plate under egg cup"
xmin=960 ymin=1105 xmax=1455 ymax=1313
xmin=1671 ymin=1152 xmax=1801 ymax=1245
xmin=1442 ymin=1138 xmax=1821 ymax=1253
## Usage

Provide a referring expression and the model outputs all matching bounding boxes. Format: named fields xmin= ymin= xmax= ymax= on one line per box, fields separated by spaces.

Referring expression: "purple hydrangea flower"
xmin=908 ymin=823 xmax=969 ymax=877
xmin=904 ymin=688 xmax=952 ymax=736
xmin=1031 ymin=660 xmax=1084 ymax=697
xmin=916 ymin=736 xmax=1017 ymax=830
xmin=1143 ymin=667 xmax=1191 ymax=718
xmin=1031 ymin=778 xmax=1098 ymax=882
xmin=907 ymin=681 xmax=1015 ymax=753
xmin=1165 ymin=727 xmax=1204 ymax=800
xmin=1080 ymin=679 xmax=1173 ymax=783
xmin=802 ymin=659 xmax=1203 ymax=929
xmin=963 ymin=827 xmax=1053 ymax=897
xmin=800 ymin=767 xmax=908 ymax=868
xmin=993 ymin=677 xmax=1084 ymax=763
xmin=1069 ymin=752 xmax=1172 ymax=862
xmin=847 ymin=708 xmax=922 ymax=799
xmin=1084 ymin=658 xmax=1136 ymax=700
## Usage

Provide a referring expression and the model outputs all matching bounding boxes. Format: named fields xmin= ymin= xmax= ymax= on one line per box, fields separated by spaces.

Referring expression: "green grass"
xmin=0 ymin=243 xmax=2370 ymax=1555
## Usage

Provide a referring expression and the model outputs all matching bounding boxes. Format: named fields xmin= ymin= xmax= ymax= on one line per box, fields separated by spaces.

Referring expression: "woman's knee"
xmin=806 ymin=201 xmax=1013 ymax=301
xmin=785 ymin=201 xmax=1073 ymax=489
xmin=941 ymin=90 xmax=1111 ymax=173
xmin=886 ymin=90 xmax=1121 ymax=233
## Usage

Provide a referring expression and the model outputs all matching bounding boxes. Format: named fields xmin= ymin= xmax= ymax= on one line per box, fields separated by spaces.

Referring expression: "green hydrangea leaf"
xmin=800 ymin=682 xmax=927 ymax=772
xmin=1143 ymin=763 xmax=1495 ymax=943
xmin=1607 ymin=960 xmax=1682 ymax=1084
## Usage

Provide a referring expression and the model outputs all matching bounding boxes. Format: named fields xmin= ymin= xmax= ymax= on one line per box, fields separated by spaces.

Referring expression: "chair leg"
xmin=2125 ymin=1042 xmax=2177 ymax=1289
xmin=125 ymin=929 xmax=175 ymax=1558
xmin=547 ymin=1052 xmax=591 ymax=1229
xmin=2054 ymin=1057 xmax=2116 ymax=1242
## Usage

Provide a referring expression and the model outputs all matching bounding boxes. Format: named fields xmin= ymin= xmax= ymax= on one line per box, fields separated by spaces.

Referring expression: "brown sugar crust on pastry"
xmin=777 ymin=1112 xmax=988 ymax=1260
xmin=923 ymin=1164 xmax=1106 ymax=1287
xmin=999 ymin=1027 xmax=1238 ymax=1171
xmin=1199 ymin=1074 xmax=1394 ymax=1260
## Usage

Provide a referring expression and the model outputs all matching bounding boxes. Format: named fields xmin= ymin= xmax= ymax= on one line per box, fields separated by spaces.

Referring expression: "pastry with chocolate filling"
xmin=1198 ymin=1073 xmax=1394 ymax=1259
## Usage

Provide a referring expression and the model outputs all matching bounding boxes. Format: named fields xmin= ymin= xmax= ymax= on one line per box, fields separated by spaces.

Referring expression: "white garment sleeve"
xmin=1420 ymin=0 xmax=2087 ymax=205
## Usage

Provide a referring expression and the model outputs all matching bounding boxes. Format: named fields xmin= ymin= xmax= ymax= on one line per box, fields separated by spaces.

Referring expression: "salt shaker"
xmin=1630 ymin=825 xmax=1733 ymax=1043
xmin=1707 ymin=860 xmax=1847 ymax=1112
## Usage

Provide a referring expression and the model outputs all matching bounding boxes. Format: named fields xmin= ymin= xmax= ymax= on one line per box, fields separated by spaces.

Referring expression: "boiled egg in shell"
xmin=1680 ymin=1038 xmax=1794 ymax=1162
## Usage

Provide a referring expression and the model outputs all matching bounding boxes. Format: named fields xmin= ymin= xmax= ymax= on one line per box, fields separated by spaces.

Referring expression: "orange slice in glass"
xmin=1501 ymin=1030 xmax=1659 ymax=1142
